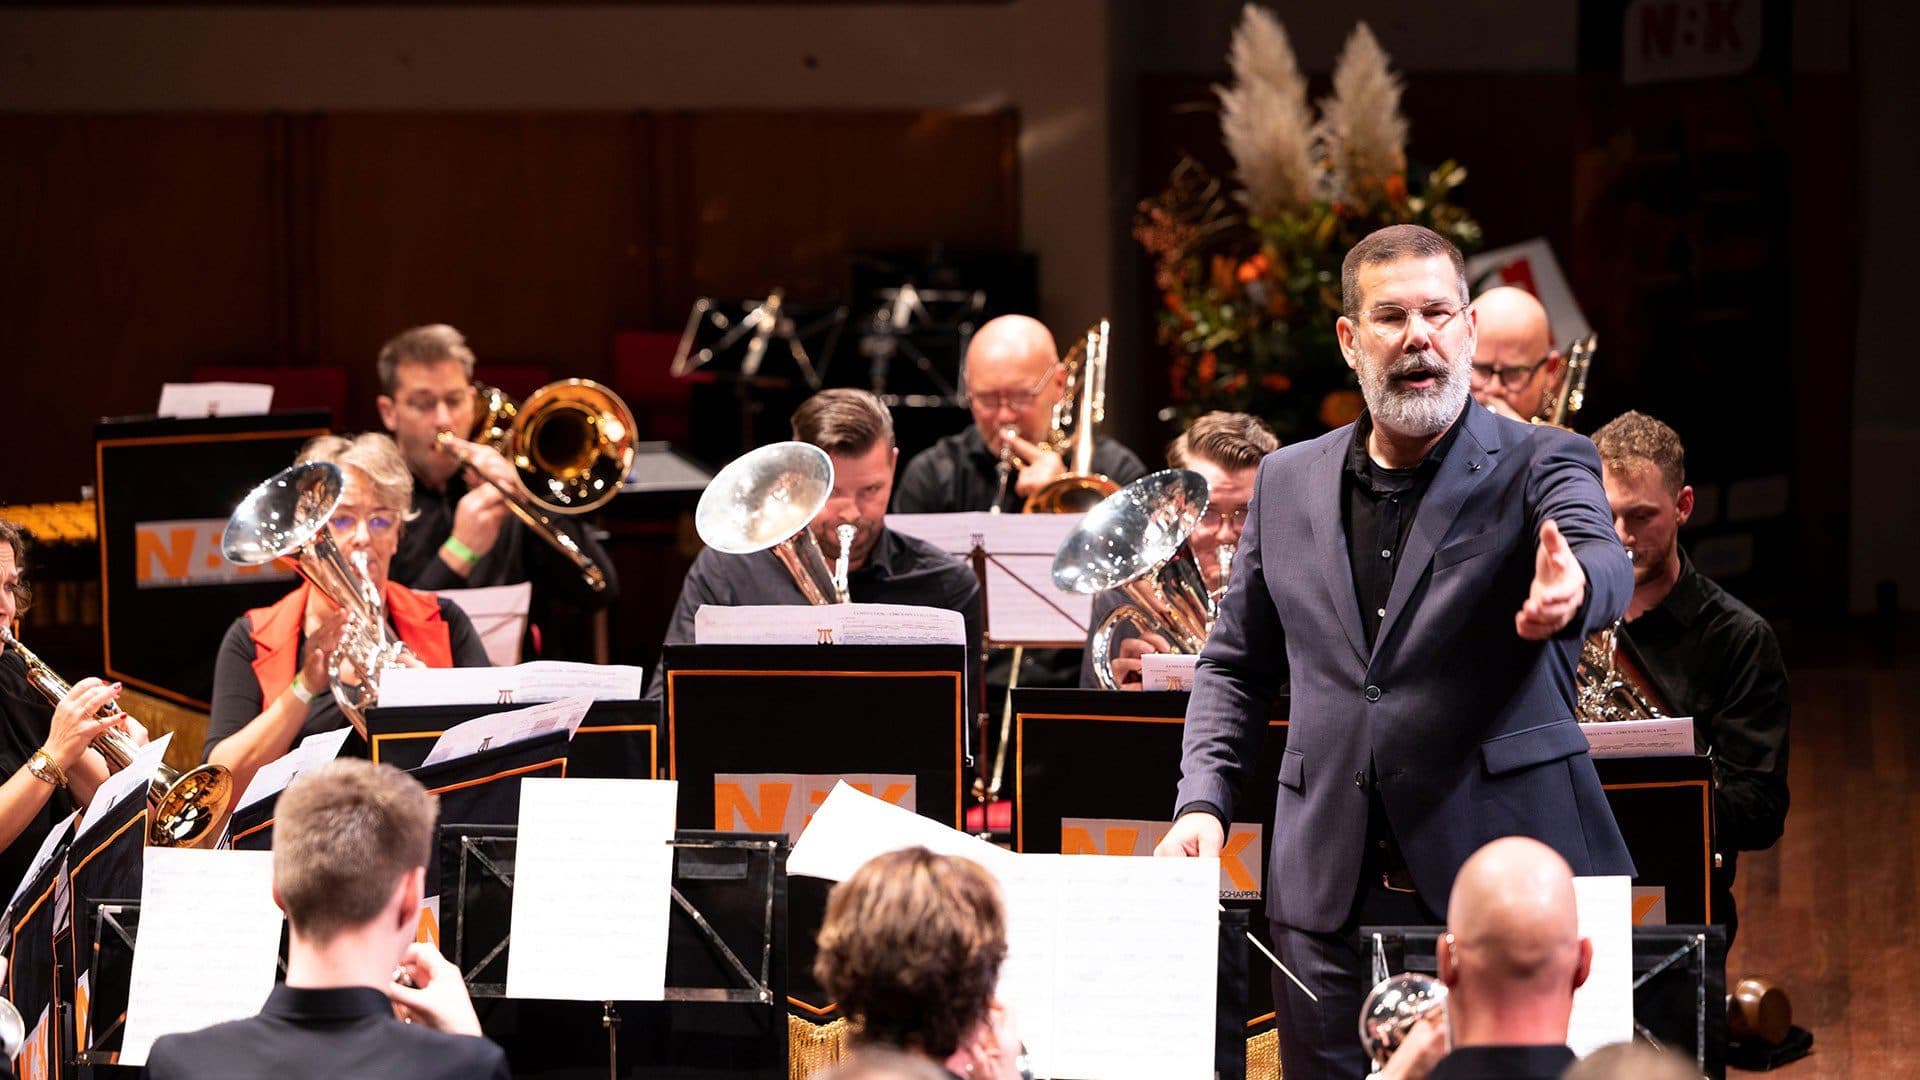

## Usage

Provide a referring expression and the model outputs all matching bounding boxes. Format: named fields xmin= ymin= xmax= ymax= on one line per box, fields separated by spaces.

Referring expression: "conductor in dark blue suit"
xmin=1157 ymin=225 xmax=1635 ymax=1079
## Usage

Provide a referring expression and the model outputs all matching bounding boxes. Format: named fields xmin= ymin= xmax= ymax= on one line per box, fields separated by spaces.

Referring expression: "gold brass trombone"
xmin=1542 ymin=333 xmax=1597 ymax=428
xmin=436 ymin=378 xmax=637 ymax=592
xmin=1011 ymin=320 xmax=1120 ymax=513
xmin=1 ymin=630 xmax=232 ymax=848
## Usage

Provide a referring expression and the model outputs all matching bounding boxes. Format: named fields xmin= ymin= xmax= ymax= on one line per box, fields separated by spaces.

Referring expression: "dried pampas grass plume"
xmin=1318 ymin=22 xmax=1408 ymax=202
xmin=1216 ymin=3 xmax=1315 ymax=217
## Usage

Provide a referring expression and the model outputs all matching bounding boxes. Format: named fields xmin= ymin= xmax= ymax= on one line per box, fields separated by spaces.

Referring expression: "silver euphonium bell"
xmin=694 ymin=441 xmax=848 ymax=605
xmin=1052 ymin=469 xmax=1215 ymax=689
xmin=1360 ymin=971 xmax=1449 ymax=1067
xmin=221 ymin=461 xmax=415 ymax=730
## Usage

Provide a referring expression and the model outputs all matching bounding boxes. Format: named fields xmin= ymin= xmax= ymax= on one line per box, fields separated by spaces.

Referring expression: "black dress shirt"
xmin=1620 ymin=548 xmax=1790 ymax=934
xmin=1342 ymin=406 xmax=1468 ymax=650
xmin=145 ymin=983 xmax=510 ymax=1080
xmin=646 ymin=527 xmax=983 ymax=706
xmin=892 ymin=425 xmax=1149 ymax=516
xmin=205 ymin=597 xmax=491 ymax=759
xmin=0 ymin=654 xmax=77 ymax=894
xmin=1429 ymin=1043 xmax=1576 ymax=1080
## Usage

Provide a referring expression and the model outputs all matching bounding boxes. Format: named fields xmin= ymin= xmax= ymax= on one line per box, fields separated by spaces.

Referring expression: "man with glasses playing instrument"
xmin=1156 ymin=225 xmax=1634 ymax=1079
xmin=1467 ymin=287 xmax=1566 ymax=425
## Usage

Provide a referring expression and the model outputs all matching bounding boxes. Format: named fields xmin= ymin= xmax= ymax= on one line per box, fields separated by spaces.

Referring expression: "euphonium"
xmin=436 ymin=377 xmax=638 ymax=592
xmin=1020 ymin=321 xmax=1121 ymax=513
xmin=0 ymin=630 xmax=232 ymax=848
xmin=1052 ymin=470 xmax=1214 ymax=689
xmin=221 ymin=461 xmax=416 ymax=730
xmin=694 ymin=442 xmax=847 ymax=605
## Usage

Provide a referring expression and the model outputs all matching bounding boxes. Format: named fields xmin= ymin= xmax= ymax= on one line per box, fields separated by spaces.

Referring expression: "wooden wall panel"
xmin=0 ymin=114 xmax=283 ymax=504
xmin=308 ymin=112 xmax=647 ymax=431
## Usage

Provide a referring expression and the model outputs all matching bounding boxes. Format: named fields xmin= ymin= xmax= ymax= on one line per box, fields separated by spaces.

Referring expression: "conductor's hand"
xmin=1154 ymin=811 xmax=1224 ymax=858
xmin=389 ymin=941 xmax=484 ymax=1037
xmin=1514 ymin=518 xmax=1587 ymax=641
xmin=1005 ymin=434 xmax=1068 ymax=497
xmin=1107 ymin=631 xmax=1171 ymax=691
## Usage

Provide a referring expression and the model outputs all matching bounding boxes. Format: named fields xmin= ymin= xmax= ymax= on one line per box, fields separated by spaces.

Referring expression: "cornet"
xmin=222 ymin=461 xmax=416 ymax=730
xmin=694 ymin=442 xmax=848 ymax=605
xmin=1360 ymin=971 xmax=1448 ymax=1067
xmin=1052 ymin=470 xmax=1215 ymax=689
xmin=1 ymin=630 xmax=232 ymax=848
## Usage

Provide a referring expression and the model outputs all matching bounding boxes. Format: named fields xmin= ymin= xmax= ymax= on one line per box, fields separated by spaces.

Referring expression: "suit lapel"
xmin=1306 ymin=433 xmax=1368 ymax=664
xmin=1373 ymin=405 xmax=1502 ymax=658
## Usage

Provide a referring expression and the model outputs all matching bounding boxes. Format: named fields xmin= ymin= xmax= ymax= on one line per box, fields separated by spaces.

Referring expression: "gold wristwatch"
xmin=26 ymin=748 xmax=69 ymax=789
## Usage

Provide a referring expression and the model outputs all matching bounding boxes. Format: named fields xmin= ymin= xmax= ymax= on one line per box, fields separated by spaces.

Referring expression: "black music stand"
xmin=441 ymin=824 xmax=788 ymax=1080
xmin=672 ymin=291 xmax=849 ymax=460
xmin=1366 ymin=924 xmax=1729 ymax=1078
xmin=365 ymin=699 xmax=661 ymax=778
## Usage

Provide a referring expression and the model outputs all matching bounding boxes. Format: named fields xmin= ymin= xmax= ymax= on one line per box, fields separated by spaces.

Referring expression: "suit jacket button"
xmin=1354 ymin=772 xmax=1365 ymax=788
xmin=1364 ymin=684 xmax=1382 ymax=702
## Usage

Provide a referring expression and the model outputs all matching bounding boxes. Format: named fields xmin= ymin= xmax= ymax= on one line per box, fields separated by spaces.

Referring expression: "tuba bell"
xmin=1 ymin=630 xmax=233 ymax=849
xmin=436 ymin=377 xmax=638 ymax=591
xmin=222 ymin=462 xmax=416 ymax=730
xmin=694 ymin=442 xmax=847 ymax=605
xmin=1018 ymin=321 xmax=1121 ymax=513
xmin=1053 ymin=470 xmax=1215 ymax=689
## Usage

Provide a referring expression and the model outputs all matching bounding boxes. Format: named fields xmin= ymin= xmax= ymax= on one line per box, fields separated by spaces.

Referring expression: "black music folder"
xmin=365 ymin=698 xmax=661 ymax=779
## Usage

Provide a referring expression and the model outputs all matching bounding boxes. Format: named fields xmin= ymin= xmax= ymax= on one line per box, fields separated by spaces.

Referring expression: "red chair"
xmin=191 ymin=364 xmax=349 ymax=429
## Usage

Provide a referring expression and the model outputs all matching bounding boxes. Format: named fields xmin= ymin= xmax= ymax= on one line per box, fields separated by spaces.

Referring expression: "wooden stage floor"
xmin=1725 ymin=622 xmax=1919 ymax=1076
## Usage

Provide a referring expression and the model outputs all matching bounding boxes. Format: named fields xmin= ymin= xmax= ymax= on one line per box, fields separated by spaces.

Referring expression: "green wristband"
xmin=442 ymin=537 xmax=479 ymax=566
xmin=289 ymin=672 xmax=316 ymax=705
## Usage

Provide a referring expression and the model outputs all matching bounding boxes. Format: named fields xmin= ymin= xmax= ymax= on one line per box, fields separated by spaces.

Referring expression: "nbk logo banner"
xmin=713 ymin=773 xmax=917 ymax=839
xmin=1060 ymin=817 xmax=1263 ymax=900
xmin=134 ymin=519 xmax=296 ymax=588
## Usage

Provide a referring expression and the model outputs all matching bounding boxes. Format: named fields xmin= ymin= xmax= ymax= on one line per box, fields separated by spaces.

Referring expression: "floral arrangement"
xmin=1135 ymin=5 xmax=1481 ymax=438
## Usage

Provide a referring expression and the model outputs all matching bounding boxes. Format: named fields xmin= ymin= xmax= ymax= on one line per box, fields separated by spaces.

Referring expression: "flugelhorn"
xmin=436 ymin=377 xmax=638 ymax=592
xmin=1052 ymin=470 xmax=1214 ymax=689
xmin=1020 ymin=321 xmax=1120 ymax=513
xmin=221 ymin=461 xmax=416 ymax=730
xmin=0 ymin=630 xmax=232 ymax=848
xmin=694 ymin=442 xmax=847 ymax=605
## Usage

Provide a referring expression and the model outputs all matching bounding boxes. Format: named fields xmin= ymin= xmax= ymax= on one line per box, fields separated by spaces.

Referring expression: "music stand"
xmin=442 ymin=824 xmax=788 ymax=1080
xmin=672 ymin=292 xmax=849 ymax=458
xmin=839 ymin=280 xmax=983 ymax=405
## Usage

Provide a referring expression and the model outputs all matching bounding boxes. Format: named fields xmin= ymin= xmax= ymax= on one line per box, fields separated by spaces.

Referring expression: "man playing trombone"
xmin=1466 ymin=287 xmax=1566 ymax=426
xmin=374 ymin=324 xmax=619 ymax=656
xmin=647 ymin=389 xmax=981 ymax=700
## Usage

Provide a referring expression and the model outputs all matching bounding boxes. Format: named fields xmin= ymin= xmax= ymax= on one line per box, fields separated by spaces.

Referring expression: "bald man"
xmin=893 ymin=315 xmax=1147 ymax=515
xmin=1430 ymin=837 xmax=1592 ymax=1079
xmin=1469 ymin=288 xmax=1565 ymax=425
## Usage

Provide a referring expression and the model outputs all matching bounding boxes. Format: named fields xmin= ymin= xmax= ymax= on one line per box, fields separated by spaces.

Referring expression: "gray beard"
xmin=1359 ymin=350 xmax=1471 ymax=438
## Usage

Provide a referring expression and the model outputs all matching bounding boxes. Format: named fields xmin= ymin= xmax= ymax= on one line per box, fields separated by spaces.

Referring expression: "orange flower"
xmin=1261 ymin=373 xmax=1292 ymax=393
xmin=1319 ymin=389 xmax=1365 ymax=428
xmin=1197 ymin=351 xmax=1218 ymax=384
xmin=1163 ymin=291 xmax=1194 ymax=328
xmin=1384 ymin=172 xmax=1408 ymax=204
xmin=1210 ymin=256 xmax=1238 ymax=294
xmin=1235 ymin=253 xmax=1271 ymax=283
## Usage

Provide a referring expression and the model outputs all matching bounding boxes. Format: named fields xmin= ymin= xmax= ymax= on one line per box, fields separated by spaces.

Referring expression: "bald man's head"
xmin=1470 ymin=287 xmax=1561 ymax=421
xmin=964 ymin=315 xmax=1065 ymax=453
xmin=1439 ymin=837 xmax=1591 ymax=1046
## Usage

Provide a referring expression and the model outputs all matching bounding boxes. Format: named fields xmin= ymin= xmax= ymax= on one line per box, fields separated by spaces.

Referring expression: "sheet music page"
xmin=434 ymin=583 xmax=533 ymax=666
xmin=156 ymin=382 xmax=274 ymax=418
xmin=75 ymin=732 xmax=172 ymax=842
xmin=887 ymin=513 xmax=1093 ymax=645
xmin=420 ymin=696 xmax=591 ymax=767
xmin=1138 ymin=652 xmax=1200 ymax=691
xmin=506 ymin=778 xmax=678 ymax=1001
xmin=989 ymin=854 xmax=1060 ymax=1079
xmin=1580 ymin=716 xmax=1696 ymax=758
xmin=234 ymin=727 xmax=353 ymax=810
xmin=380 ymin=661 xmax=645 ymax=707
xmin=119 ymin=848 xmax=283 ymax=1066
xmin=785 ymin=781 xmax=1014 ymax=882
xmin=694 ymin=603 xmax=965 ymax=646
xmin=1568 ymin=875 xmax=1635 ymax=1056
xmin=7 ymin=811 xmax=75 ymax=909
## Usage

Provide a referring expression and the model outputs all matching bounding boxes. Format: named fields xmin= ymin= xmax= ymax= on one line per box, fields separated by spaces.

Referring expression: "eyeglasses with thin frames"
xmin=968 ymin=366 xmax=1058 ymax=413
xmin=1469 ymin=354 xmax=1553 ymax=391
xmin=327 ymin=509 xmax=403 ymax=537
xmin=1354 ymin=300 xmax=1472 ymax=342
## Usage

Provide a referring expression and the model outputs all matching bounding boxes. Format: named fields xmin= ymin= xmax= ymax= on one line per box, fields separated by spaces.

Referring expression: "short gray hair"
xmin=297 ymin=433 xmax=418 ymax=515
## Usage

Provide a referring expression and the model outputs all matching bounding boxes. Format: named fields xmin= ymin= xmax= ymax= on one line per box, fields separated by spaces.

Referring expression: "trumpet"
xmin=694 ymin=441 xmax=847 ymax=605
xmin=1 ymin=630 xmax=232 ymax=848
xmin=1053 ymin=470 xmax=1215 ymax=689
xmin=437 ymin=378 xmax=638 ymax=592
xmin=222 ymin=461 xmax=416 ymax=730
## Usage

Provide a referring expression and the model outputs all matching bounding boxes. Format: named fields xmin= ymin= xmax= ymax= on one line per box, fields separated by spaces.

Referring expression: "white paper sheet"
xmin=506 ymin=778 xmax=678 ymax=1001
xmin=421 ymin=697 xmax=591 ymax=767
xmin=1569 ymin=875 xmax=1635 ymax=1057
xmin=156 ymin=382 xmax=274 ymax=418
xmin=693 ymin=603 xmax=965 ymax=647
xmin=75 ymin=732 xmax=172 ymax=842
xmin=234 ymin=727 xmax=353 ymax=811
xmin=379 ymin=661 xmax=646 ymax=708
xmin=435 ymin=583 xmax=533 ymax=666
xmin=119 ymin=848 xmax=283 ymax=1066
xmin=887 ymin=513 xmax=1094 ymax=646
xmin=1580 ymin=716 xmax=1696 ymax=758
xmin=1138 ymin=652 xmax=1200 ymax=691
xmin=786 ymin=781 xmax=1015 ymax=882
xmin=7 ymin=810 xmax=75 ymax=908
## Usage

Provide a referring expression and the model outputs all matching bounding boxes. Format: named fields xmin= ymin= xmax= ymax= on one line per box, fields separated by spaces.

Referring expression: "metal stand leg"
xmin=603 ymin=1001 xmax=620 ymax=1080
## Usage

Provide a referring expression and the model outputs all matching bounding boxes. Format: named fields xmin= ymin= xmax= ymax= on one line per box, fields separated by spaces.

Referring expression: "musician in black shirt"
xmin=1593 ymin=411 xmax=1789 ymax=941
